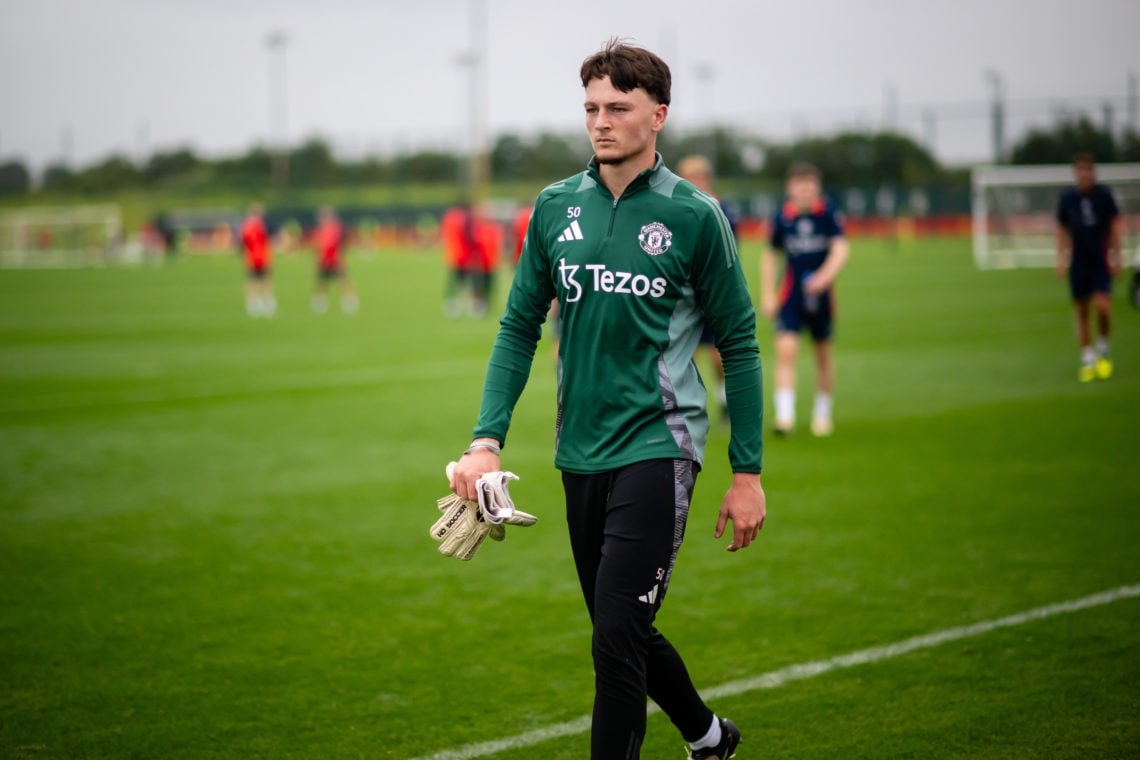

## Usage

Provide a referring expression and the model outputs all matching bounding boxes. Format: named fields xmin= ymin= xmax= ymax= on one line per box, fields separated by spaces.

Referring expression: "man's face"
xmin=1074 ymin=162 xmax=1095 ymax=193
xmin=787 ymin=175 xmax=821 ymax=209
xmin=584 ymin=75 xmax=667 ymax=166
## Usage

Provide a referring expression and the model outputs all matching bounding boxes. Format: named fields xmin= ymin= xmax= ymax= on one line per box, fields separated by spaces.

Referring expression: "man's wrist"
xmin=465 ymin=439 xmax=502 ymax=457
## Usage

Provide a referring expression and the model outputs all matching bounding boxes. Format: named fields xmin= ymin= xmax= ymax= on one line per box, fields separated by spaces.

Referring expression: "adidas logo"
xmin=557 ymin=220 xmax=584 ymax=242
xmin=638 ymin=584 xmax=659 ymax=605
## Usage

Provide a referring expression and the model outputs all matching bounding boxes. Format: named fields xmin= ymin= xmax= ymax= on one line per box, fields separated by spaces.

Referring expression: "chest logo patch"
xmin=638 ymin=222 xmax=673 ymax=256
xmin=797 ymin=218 xmax=814 ymax=236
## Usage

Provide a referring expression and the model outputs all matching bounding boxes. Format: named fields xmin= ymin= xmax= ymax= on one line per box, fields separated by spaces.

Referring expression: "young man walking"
xmin=450 ymin=40 xmax=765 ymax=759
xmin=1056 ymin=153 xmax=1122 ymax=381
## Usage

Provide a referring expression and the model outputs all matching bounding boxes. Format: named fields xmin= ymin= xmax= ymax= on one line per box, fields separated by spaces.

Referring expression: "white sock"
xmin=246 ymin=298 xmax=258 ymax=317
xmin=265 ymin=296 xmax=277 ymax=317
xmin=775 ymin=388 xmax=795 ymax=424
xmin=341 ymin=294 xmax=359 ymax=314
xmin=1081 ymin=346 xmax=1096 ymax=366
xmin=1096 ymin=337 xmax=1109 ymax=358
xmin=312 ymin=294 xmax=329 ymax=314
xmin=814 ymin=393 xmax=833 ymax=421
xmin=690 ymin=715 xmax=722 ymax=751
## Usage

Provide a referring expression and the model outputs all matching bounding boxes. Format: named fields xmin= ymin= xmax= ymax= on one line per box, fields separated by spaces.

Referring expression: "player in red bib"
xmin=441 ymin=205 xmax=477 ymax=318
xmin=441 ymin=204 xmax=500 ymax=318
xmin=512 ymin=205 xmax=531 ymax=267
xmin=761 ymin=163 xmax=849 ymax=436
xmin=241 ymin=203 xmax=276 ymax=318
xmin=311 ymin=207 xmax=358 ymax=315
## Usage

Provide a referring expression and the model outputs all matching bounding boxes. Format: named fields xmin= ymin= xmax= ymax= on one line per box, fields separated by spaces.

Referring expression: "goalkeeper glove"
xmin=430 ymin=463 xmax=537 ymax=560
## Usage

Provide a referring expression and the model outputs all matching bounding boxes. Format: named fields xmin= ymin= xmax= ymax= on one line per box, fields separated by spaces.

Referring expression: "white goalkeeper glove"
xmin=430 ymin=462 xmax=537 ymax=560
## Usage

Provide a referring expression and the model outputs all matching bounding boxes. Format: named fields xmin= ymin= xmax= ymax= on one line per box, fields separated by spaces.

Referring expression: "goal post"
xmin=971 ymin=163 xmax=1140 ymax=270
xmin=0 ymin=204 xmax=124 ymax=268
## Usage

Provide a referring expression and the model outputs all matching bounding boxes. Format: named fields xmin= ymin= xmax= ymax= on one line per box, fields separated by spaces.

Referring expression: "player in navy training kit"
xmin=1056 ymin=153 xmax=1122 ymax=382
xmin=761 ymin=163 xmax=849 ymax=436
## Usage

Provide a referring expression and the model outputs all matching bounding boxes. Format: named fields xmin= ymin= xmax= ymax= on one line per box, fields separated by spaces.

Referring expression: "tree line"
xmin=0 ymin=117 xmax=1136 ymax=197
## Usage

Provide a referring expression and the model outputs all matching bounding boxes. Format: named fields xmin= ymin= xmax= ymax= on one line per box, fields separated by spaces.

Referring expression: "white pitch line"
xmin=411 ymin=583 xmax=1140 ymax=760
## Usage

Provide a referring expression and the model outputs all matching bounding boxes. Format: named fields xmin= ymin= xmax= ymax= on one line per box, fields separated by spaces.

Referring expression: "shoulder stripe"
xmin=692 ymin=191 xmax=738 ymax=268
xmin=650 ymin=168 xmax=682 ymax=198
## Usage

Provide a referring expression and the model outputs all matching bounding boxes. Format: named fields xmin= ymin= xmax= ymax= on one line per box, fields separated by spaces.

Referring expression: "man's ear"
xmin=651 ymin=103 xmax=668 ymax=133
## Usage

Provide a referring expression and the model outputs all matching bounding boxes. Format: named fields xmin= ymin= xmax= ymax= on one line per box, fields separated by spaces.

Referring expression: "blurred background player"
xmin=678 ymin=154 xmax=740 ymax=421
xmin=514 ymin=204 xmax=562 ymax=356
xmin=240 ymin=203 xmax=276 ymax=318
xmin=1055 ymin=153 xmax=1121 ymax=381
xmin=761 ymin=162 xmax=849 ymax=436
xmin=311 ymin=206 xmax=358 ymax=315
xmin=512 ymin=204 xmax=531 ymax=268
xmin=440 ymin=203 xmax=500 ymax=318
xmin=470 ymin=207 xmax=502 ymax=317
xmin=440 ymin=204 xmax=479 ymax=318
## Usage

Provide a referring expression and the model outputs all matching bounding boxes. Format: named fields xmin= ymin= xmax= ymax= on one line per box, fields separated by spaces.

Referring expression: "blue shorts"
xmin=777 ymin=288 xmax=834 ymax=342
xmin=1069 ymin=266 xmax=1111 ymax=301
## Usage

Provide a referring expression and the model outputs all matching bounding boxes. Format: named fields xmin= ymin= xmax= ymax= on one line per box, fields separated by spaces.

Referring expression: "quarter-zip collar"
xmin=586 ymin=152 xmax=665 ymax=202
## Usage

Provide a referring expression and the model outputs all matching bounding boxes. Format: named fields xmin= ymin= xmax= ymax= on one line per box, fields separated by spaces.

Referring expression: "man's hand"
xmin=1055 ymin=262 xmax=1068 ymax=281
xmin=803 ymin=273 xmax=828 ymax=295
xmin=760 ymin=293 xmax=778 ymax=320
xmin=449 ymin=438 xmax=502 ymax=501
xmin=715 ymin=473 xmax=766 ymax=552
xmin=433 ymin=455 xmax=536 ymax=561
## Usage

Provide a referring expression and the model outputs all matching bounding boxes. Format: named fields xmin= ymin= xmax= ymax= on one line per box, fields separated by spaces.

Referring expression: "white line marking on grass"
xmin=411 ymin=584 xmax=1140 ymax=760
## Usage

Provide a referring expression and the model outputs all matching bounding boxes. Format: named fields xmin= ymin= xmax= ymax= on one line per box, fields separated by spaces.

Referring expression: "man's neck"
xmin=598 ymin=149 xmax=657 ymax=199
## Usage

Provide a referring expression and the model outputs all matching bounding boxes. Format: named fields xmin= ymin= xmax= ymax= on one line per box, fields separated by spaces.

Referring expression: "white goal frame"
xmin=0 ymin=204 xmax=124 ymax=268
xmin=971 ymin=163 xmax=1140 ymax=270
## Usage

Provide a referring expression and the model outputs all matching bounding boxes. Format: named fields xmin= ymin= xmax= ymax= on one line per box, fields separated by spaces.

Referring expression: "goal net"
xmin=0 ymin=205 xmax=124 ymax=268
xmin=971 ymin=163 xmax=1140 ymax=270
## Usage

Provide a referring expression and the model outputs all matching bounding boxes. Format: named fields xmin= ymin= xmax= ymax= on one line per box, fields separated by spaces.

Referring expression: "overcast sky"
xmin=1 ymin=0 xmax=1137 ymax=171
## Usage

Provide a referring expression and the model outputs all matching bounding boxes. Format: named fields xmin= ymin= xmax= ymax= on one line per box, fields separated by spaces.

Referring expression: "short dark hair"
xmin=580 ymin=38 xmax=671 ymax=105
xmin=788 ymin=162 xmax=821 ymax=181
xmin=1073 ymin=151 xmax=1095 ymax=167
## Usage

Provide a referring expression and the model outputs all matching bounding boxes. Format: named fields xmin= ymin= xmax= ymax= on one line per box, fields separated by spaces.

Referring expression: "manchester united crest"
xmin=638 ymin=222 xmax=673 ymax=256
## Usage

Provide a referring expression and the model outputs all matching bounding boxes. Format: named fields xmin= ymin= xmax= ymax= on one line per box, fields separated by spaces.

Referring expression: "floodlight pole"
xmin=922 ymin=107 xmax=938 ymax=154
xmin=883 ymin=83 xmax=899 ymax=131
xmin=1127 ymin=71 xmax=1137 ymax=134
xmin=984 ymin=69 xmax=1005 ymax=164
xmin=466 ymin=0 xmax=489 ymax=204
xmin=695 ymin=63 xmax=716 ymax=173
xmin=266 ymin=30 xmax=290 ymax=192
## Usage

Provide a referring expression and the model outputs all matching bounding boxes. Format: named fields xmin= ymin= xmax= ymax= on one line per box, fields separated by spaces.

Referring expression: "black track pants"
xmin=563 ymin=458 xmax=714 ymax=760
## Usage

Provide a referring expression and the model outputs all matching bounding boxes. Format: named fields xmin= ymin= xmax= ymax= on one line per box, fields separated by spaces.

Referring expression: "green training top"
xmin=473 ymin=154 xmax=763 ymax=474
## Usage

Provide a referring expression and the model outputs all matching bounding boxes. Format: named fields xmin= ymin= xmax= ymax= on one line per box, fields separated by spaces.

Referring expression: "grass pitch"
xmin=0 ymin=238 xmax=1137 ymax=759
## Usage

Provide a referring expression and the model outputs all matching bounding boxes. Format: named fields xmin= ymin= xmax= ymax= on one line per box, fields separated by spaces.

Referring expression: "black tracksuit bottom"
xmin=562 ymin=458 xmax=714 ymax=759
